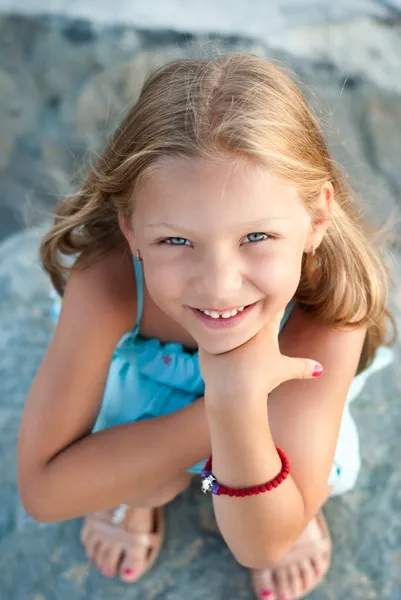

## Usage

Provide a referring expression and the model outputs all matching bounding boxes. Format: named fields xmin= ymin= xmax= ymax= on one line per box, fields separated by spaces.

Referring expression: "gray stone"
xmin=362 ymin=94 xmax=401 ymax=200
xmin=1 ymin=12 xmax=401 ymax=600
xmin=76 ymin=47 xmax=191 ymax=151
xmin=267 ymin=18 xmax=401 ymax=94
xmin=0 ymin=68 xmax=40 ymax=170
xmin=1 ymin=0 xmax=401 ymax=41
xmin=0 ymin=225 xmax=400 ymax=599
xmin=32 ymin=28 xmax=98 ymax=104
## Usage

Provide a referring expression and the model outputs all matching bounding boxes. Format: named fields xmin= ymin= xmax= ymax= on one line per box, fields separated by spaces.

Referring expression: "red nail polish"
xmin=312 ymin=365 xmax=323 ymax=377
xmin=123 ymin=568 xmax=134 ymax=575
xmin=260 ymin=591 xmax=273 ymax=598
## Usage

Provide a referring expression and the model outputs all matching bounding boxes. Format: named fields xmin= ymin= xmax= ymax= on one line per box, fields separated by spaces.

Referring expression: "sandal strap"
xmin=94 ymin=505 xmax=163 ymax=548
xmin=126 ymin=531 xmax=160 ymax=548
xmin=111 ymin=504 xmax=130 ymax=524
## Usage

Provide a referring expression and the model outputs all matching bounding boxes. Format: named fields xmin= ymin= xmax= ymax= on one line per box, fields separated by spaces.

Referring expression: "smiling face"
xmin=123 ymin=155 xmax=329 ymax=354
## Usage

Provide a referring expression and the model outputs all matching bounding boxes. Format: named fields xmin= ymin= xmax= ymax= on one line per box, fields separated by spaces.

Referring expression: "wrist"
xmin=206 ymin=395 xmax=271 ymax=458
xmin=204 ymin=387 xmax=268 ymax=414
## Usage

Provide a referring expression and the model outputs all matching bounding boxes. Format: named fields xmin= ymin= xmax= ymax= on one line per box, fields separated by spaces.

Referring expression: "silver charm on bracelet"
xmin=201 ymin=474 xmax=216 ymax=494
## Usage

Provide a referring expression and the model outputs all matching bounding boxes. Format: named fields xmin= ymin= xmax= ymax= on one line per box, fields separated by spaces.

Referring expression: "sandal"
xmin=82 ymin=504 xmax=165 ymax=582
xmin=251 ymin=510 xmax=332 ymax=600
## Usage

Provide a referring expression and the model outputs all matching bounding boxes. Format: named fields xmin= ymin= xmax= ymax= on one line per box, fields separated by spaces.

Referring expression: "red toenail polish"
xmin=123 ymin=568 xmax=134 ymax=575
xmin=261 ymin=591 xmax=273 ymax=597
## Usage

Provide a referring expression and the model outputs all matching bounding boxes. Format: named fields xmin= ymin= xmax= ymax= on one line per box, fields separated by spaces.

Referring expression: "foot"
xmin=251 ymin=511 xmax=332 ymax=600
xmin=80 ymin=505 xmax=164 ymax=583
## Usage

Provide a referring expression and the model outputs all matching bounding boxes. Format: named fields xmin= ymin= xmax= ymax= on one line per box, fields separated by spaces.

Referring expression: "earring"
xmin=309 ymin=246 xmax=316 ymax=257
xmin=135 ymin=249 xmax=142 ymax=262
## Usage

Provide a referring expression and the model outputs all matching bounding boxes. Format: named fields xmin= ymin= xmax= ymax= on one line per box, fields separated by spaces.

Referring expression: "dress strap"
xmin=279 ymin=298 xmax=296 ymax=332
xmin=133 ymin=256 xmax=144 ymax=336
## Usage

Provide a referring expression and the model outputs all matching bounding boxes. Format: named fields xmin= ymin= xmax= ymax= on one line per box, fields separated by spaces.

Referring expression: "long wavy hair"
xmin=40 ymin=52 xmax=396 ymax=372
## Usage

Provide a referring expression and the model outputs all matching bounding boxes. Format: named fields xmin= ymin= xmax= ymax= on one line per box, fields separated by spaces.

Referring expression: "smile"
xmin=198 ymin=306 xmax=246 ymax=319
xmin=189 ymin=302 xmax=258 ymax=328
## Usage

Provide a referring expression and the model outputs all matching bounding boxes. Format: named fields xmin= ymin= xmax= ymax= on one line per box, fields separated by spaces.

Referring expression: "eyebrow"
xmin=146 ymin=218 xmax=289 ymax=232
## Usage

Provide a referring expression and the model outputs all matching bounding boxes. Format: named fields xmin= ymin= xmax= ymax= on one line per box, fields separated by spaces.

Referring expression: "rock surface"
xmin=0 ymin=12 xmax=400 ymax=600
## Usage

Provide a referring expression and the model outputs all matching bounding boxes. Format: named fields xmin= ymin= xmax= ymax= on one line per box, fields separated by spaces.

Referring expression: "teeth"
xmin=221 ymin=310 xmax=235 ymax=318
xmin=199 ymin=306 xmax=245 ymax=318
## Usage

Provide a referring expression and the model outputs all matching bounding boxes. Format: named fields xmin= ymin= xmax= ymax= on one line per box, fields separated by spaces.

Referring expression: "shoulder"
xmin=279 ymin=302 xmax=367 ymax=363
xmin=60 ymin=244 xmax=138 ymax=339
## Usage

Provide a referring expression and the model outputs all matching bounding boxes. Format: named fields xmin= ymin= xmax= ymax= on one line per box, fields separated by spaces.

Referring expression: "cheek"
xmin=143 ymin=265 xmax=183 ymax=308
xmin=258 ymin=255 xmax=303 ymax=304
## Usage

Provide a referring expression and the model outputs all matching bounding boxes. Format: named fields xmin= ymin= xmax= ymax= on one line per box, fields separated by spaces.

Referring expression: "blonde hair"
xmin=40 ymin=52 xmax=396 ymax=372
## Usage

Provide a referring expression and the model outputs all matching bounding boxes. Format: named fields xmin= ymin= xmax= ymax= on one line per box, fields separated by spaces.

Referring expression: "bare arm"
xmin=207 ymin=305 xmax=367 ymax=567
xmin=18 ymin=248 xmax=210 ymax=522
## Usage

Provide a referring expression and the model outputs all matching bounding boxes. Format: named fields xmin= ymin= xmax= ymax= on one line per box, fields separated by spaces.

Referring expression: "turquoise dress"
xmin=50 ymin=256 xmax=393 ymax=496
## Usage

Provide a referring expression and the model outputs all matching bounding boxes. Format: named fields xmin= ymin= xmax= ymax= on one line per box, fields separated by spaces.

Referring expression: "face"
xmin=125 ymin=156 xmax=327 ymax=354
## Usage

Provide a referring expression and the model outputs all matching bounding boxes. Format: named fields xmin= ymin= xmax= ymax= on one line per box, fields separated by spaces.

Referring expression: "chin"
xmin=197 ymin=330 xmax=255 ymax=355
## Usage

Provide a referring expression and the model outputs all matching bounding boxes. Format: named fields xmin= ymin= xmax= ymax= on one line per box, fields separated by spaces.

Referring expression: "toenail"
xmin=280 ymin=595 xmax=287 ymax=600
xmin=260 ymin=591 xmax=273 ymax=597
xmin=122 ymin=568 xmax=134 ymax=576
xmin=103 ymin=569 xmax=113 ymax=577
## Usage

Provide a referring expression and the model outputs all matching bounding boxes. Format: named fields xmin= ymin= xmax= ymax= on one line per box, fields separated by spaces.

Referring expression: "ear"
xmin=118 ymin=212 xmax=137 ymax=254
xmin=304 ymin=182 xmax=333 ymax=253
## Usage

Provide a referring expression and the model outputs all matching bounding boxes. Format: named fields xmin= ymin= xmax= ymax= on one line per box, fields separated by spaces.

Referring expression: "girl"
xmin=18 ymin=53 xmax=394 ymax=600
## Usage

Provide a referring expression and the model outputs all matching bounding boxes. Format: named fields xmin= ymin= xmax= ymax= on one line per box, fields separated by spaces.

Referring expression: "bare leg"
xmin=252 ymin=485 xmax=333 ymax=600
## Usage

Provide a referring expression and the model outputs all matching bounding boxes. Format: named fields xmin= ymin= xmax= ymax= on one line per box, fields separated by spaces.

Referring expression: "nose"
xmin=193 ymin=255 xmax=242 ymax=304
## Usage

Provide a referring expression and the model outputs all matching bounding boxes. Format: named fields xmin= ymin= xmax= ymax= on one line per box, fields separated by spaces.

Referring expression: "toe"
xmin=104 ymin=542 xmax=125 ymax=577
xmin=298 ymin=558 xmax=316 ymax=593
xmin=287 ymin=563 xmax=303 ymax=598
xmin=84 ymin=532 xmax=99 ymax=562
xmin=119 ymin=549 xmax=144 ymax=583
xmin=311 ymin=552 xmax=328 ymax=579
xmin=80 ymin=520 xmax=90 ymax=547
xmin=251 ymin=568 xmax=277 ymax=600
xmin=96 ymin=542 xmax=114 ymax=577
xmin=274 ymin=567 xmax=291 ymax=600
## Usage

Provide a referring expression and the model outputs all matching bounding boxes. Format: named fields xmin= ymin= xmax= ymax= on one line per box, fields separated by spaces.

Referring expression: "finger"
xmin=281 ymin=356 xmax=324 ymax=382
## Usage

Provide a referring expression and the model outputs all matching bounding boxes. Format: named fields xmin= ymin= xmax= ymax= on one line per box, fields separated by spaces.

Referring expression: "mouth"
xmin=188 ymin=302 xmax=259 ymax=328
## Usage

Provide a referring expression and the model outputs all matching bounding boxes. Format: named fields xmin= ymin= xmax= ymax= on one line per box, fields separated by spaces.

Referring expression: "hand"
xmin=198 ymin=310 xmax=323 ymax=402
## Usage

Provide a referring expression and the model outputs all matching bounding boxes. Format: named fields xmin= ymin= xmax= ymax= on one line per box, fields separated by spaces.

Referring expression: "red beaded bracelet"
xmin=200 ymin=446 xmax=290 ymax=497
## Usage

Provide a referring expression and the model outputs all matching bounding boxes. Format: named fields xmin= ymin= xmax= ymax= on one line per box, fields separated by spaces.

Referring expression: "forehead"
xmin=135 ymin=155 xmax=307 ymax=226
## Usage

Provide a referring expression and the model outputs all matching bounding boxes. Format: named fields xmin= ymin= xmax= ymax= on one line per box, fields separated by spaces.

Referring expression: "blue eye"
xmin=162 ymin=237 xmax=190 ymax=246
xmin=244 ymin=233 xmax=269 ymax=243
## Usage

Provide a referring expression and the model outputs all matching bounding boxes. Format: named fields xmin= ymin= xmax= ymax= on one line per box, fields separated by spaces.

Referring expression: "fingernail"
xmin=260 ymin=591 xmax=273 ymax=598
xmin=312 ymin=364 xmax=323 ymax=377
xmin=122 ymin=568 xmax=134 ymax=575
